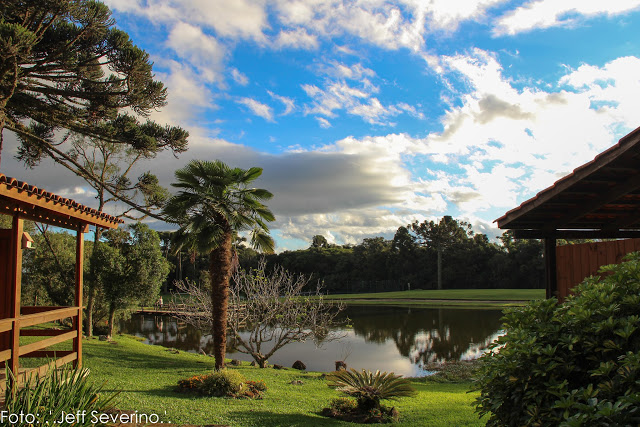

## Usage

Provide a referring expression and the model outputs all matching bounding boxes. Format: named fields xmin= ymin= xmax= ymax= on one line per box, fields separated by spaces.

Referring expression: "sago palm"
xmin=326 ymin=369 xmax=416 ymax=411
xmin=162 ymin=160 xmax=275 ymax=370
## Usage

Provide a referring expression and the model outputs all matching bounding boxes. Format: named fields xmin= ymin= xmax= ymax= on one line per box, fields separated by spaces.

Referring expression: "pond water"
xmin=119 ymin=305 xmax=505 ymax=377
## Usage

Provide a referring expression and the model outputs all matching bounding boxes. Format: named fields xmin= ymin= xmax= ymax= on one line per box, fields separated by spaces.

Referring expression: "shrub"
xmin=176 ymin=370 xmax=266 ymax=399
xmin=3 ymin=366 xmax=119 ymax=427
xmin=329 ymin=397 xmax=358 ymax=412
xmin=198 ymin=370 xmax=246 ymax=397
xmin=474 ymin=252 xmax=640 ymax=426
xmin=177 ymin=374 xmax=207 ymax=390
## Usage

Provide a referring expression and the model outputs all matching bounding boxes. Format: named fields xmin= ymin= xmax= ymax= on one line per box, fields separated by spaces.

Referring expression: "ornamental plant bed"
xmin=176 ymin=370 xmax=266 ymax=399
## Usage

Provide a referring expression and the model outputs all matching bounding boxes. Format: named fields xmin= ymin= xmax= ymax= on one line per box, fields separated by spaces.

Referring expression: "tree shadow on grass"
xmin=229 ymin=410 xmax=347 ymax=426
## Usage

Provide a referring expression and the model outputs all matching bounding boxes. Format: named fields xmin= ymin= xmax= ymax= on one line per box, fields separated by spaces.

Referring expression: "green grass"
xmin=80 ymin=335 xmax=485 ymax=426
xmin=325 ymin=288 xmax=544 ymax=303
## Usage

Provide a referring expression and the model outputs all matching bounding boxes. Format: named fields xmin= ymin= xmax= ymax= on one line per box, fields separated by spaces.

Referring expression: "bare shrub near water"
xmin=173 ymin=260 xmax=345 ymax=368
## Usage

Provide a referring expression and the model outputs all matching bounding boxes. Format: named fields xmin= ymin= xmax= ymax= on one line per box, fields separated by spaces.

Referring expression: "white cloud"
xmin=302 ymin=61 xmax=423 ymax=125
xmin=105 ymin=0 xmax=268 ymax=41
xmin=271 ymin=28 xmax=319 ymax=50
xmin=166 ymin=22 xmax=226 ymax=83
xmin=236 ymin=97 xmax=275 ymax=122
xmin=418 ymin=50 xmax=640 ymax=218
xmin=494 ymin=0 xmax=640 ymax=36
xmin=150 ymin=60 xmax=216 ymax=127
xmin=268 ymin=91 xmax=296 ymax=115
xmin=272 ymin=0 xmax=504 ymax=53
xmin=231 ymin=68 xmax=249 ymax=86
xmin=316 ymin=117 xmax=332 ymax=128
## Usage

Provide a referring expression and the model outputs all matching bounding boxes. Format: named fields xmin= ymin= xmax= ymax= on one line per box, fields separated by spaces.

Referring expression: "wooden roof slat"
xmin=0 ymin=174 xmax=122 ymax=230
xmin=496 ymin=125 xmax=640 ymax=234
xmin=547 ymin=172 xmax=640 ymax=229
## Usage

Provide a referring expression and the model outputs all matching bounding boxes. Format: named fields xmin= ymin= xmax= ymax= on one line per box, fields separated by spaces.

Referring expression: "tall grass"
xmin=3 ymin=366 xmax=119 ymax=427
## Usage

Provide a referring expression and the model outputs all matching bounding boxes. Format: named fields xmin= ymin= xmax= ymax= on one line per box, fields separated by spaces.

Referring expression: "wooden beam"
xmin=497 ymin=130 xmax=640 ymax=229
xmin=21 ymin=329 xmax=71 ymax=337
xmin=513 ymin=229 xmax=640 ymax=239
xmin=19 ymin=331 xmax=77 ymax=356
xmin=0 ymin=187 xmax=120 ymax=230
xmin=545 ymin=238 xmax=557 ymax=299
xmin=19 ymin=307 xmax=79 ymax=328
xmin=21 ymin=350 xmax=74 ymax=359
xmin=74 ymin=225 xmax=84 ymax=369
xmin=0 ymin=318 xmax=12 ymax=333
xmin=547 ymin=173 xmax=640 ymax=229
xmin=9 ymin=215 xmax=23 ymax=378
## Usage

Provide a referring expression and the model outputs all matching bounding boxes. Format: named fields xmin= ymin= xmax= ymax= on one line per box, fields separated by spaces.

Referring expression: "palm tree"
xmin=162 ymin=160 xmax=275 ymax=370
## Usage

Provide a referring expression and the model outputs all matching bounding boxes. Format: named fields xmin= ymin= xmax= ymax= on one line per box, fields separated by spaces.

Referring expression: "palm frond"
xmin=162 ymin=159 xmax=275 ymax=253
xmin=250 ymin=228 xmax=275 ymax=254
xmin=326 ymin=369 xmax=417 ymax=403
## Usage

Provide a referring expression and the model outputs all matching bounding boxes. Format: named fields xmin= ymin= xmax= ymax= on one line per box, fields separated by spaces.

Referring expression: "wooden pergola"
xmin=0 ymin=174 xmax=121 ymax=391
xmin=496 ymin=126 xmax=640 ymax=299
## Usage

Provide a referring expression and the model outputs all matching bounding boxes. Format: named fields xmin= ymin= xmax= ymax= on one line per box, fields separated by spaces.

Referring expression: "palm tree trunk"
xmin=210 ymin=228 xmax=233 ymax=370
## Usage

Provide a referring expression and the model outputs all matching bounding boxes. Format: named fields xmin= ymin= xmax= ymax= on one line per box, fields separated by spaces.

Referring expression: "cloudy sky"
xmin=5 ymin=0 xmax=640 ymax=251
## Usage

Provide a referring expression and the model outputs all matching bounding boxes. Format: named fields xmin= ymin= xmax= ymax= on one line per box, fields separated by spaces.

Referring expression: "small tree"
xmin=96 ymin=223 xmax=170 ymax=336
xmin=174 ymin=260 xmax=345 ymax=368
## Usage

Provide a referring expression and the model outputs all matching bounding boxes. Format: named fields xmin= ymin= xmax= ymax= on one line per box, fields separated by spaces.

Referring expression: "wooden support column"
xmin=9 ymin=215 xmax=23 ymax=378
xmin=545 ymin=237 xmax=557 ymax=299
xmin=73 ymin=225 xmax=88 ymax=369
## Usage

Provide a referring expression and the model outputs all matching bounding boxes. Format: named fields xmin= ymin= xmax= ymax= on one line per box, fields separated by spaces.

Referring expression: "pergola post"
xmin=9 ymin=215 xmax=23 ymax=378
xmin=544 ymin=238 xmax=557 ymax=299
xmin=73 ymin=224 xmax=88 ymax=369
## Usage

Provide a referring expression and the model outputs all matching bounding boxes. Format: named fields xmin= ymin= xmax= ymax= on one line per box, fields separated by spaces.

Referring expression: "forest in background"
xmin=162 ymin=216 xmax=546 ymax=294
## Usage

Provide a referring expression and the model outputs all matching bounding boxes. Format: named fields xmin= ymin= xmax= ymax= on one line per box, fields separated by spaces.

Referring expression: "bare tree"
xmin=173 ymin=260 xmax=345 ymax=368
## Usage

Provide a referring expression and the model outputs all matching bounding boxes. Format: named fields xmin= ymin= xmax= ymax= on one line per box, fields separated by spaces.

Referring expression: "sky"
xmin=4 ymin=0 xmax=640 ymax=251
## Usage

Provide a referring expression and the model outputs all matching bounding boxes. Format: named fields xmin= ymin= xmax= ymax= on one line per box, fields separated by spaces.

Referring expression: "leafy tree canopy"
xmin=0 ymin=0 xmax=188 ymax=216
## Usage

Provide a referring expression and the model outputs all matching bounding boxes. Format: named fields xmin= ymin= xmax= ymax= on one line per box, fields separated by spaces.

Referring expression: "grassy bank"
xmin=82 ymin=335 xmax=484 ymax=426
xmin=324 ymin=288 xmax=544 ymax=307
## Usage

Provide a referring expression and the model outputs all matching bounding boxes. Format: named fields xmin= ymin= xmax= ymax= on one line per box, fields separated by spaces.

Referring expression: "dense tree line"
xmin=162 ymin=216 xmax=545 ymax=294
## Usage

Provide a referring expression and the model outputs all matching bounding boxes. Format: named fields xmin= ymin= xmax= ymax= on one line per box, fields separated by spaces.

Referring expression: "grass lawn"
xmin=82 ymin=335 xmax=485 ymax=426
xmin=325 ymin=288 xmax=544 ymax=303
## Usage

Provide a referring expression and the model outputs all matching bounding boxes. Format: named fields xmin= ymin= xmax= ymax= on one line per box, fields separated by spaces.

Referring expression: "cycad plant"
xmin=326 ymin=368 xmax=416 ymax=411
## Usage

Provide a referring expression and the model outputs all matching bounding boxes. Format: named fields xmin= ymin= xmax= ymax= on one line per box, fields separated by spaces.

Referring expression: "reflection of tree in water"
xmin=121 ymin=308 xmax=504 ymax=368
xmin=120 ymin=315 xmax=214 ymax=353
xmin=346 ymin=306 xmax=503 ymax=365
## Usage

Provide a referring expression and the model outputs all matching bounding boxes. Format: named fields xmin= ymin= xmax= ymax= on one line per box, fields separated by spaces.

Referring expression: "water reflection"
xmin=119 ymin=305 xmax=504 ymax=377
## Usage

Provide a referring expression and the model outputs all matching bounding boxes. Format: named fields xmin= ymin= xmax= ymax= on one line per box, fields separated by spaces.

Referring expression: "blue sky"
xmin=5 ymin=0 xmax=640 ymax=251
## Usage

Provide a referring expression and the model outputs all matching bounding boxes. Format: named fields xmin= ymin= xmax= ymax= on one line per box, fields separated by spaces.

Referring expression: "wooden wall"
xmin=556 ymin=238 xmax=640 ymax=300
xmin=0 ymin=229 xmax=12 ymax=359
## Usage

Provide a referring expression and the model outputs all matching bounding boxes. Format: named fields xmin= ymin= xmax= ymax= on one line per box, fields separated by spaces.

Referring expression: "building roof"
xmin=0 ymin=174 xmax=123 ymax=230
xmin=495 ymin=126 xmax=640 ymax=239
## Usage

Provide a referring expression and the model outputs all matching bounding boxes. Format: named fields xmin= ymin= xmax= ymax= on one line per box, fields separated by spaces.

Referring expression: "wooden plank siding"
xmin=556 ymin=238 xmax=640 ymax=300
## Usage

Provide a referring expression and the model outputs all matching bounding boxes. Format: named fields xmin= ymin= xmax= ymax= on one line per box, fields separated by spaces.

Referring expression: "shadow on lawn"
xmin=230 ymin=410 xmax=343 ymax=426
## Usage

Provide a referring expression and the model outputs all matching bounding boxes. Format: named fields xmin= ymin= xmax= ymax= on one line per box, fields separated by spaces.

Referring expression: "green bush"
xmin=176 ymin=370 xmax=266 ymax=399
xmin=328 ymin=397 xmax=358 ymax=412
xmin=198 ymin=369 xmax=246 ymax=397
xmin=474 ymin=252 xmax=640 ymax=426
xmin=3 ymin=366 xmax=119 ymax=427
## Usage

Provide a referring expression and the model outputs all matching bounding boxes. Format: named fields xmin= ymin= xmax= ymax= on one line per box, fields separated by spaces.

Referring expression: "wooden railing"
xmin=0 ymin=306 xmax=81 ymax=392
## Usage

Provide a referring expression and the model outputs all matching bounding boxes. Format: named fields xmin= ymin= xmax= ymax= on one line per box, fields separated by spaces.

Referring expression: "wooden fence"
xmin=556 ymin=238 xmax=640 ymax=300
xmin=0 ymin=306 xmax=81 ymax=394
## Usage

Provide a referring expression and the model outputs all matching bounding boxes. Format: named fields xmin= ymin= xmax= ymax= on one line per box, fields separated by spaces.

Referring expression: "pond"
xmin=119 ymin=305 xmax=505 ymax=377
